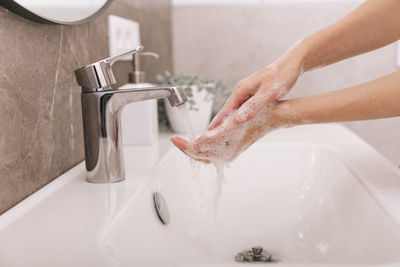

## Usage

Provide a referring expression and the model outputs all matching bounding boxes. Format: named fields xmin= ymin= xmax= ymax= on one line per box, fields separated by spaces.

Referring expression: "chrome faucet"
xmin=74 ymin=46 xmax=187 ymax=183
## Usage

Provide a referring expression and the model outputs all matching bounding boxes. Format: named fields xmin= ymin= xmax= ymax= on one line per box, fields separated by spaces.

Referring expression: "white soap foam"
xmin=193 ymin=103 xmax=278 ymax=162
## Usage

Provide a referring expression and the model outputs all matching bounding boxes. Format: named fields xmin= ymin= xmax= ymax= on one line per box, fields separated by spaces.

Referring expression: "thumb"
xmin=235 ymin=89 xmax=278 ymax=123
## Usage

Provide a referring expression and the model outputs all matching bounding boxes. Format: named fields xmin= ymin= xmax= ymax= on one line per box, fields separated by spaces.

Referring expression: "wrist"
xmin=270 ymin=100 xmax=303 ymax=128
xmin=280 ymin=39 xmax=310 ymax=73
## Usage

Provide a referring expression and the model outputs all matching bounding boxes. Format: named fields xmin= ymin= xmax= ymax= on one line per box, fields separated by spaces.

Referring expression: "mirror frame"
xmin=0 ymin=0 xmax=113 ymax=25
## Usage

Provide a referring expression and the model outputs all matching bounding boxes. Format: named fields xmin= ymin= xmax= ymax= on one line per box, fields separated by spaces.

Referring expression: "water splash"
xmin=211 ymin=160 xmax=226 ymax=217
xmin=189 ymin=160 xmax=226 ymax=219
xmin=176 ymin=104 xmax=226 ymax=217
xmin=176 ymin=105 xmax=195 ymax=143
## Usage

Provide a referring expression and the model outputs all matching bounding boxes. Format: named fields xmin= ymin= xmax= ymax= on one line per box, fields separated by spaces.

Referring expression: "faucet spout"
xmin=110 ymin=86 xmax=187 ymax=110
xmin=81 ymin=86 xmax=186 ymax=183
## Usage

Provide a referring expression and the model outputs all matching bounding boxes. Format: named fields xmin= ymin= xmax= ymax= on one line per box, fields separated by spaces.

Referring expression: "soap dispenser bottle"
xmin=119 ymin=51 xmax=160 ymax=145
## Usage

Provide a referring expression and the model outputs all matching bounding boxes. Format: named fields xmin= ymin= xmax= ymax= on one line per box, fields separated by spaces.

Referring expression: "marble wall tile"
xmin=172 ymin=2 xmax=400 ymax=166
xmin=117 ymin=0 xmax=171 ymax=22
xmin=0 ymin=0 xmax=172 ymax=214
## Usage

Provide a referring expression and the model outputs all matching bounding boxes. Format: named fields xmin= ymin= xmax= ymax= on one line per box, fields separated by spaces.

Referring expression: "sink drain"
xmin=153 ymin=192 xmax=170 ymax=225
xmin=235 ymin=246 xmax=276 ymax=263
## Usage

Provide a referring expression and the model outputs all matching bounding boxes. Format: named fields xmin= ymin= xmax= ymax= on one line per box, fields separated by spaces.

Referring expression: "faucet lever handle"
xmin=75 ymin=46 xmax=144 ymax=92
xmin=106 ymin=46 xmax=144 ymax=65
xmin=138 ymin=52 xmax=159 ymax=59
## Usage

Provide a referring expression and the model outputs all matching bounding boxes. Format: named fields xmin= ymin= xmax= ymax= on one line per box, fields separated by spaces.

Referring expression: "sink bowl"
xmin=1 ymin=124 xmax=400 ymax=267
xmin=102 ymin=143 xmax=400 ymax=266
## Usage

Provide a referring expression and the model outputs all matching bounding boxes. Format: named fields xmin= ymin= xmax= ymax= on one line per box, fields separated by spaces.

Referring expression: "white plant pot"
xmin=165 ymin=85 xmax=213 ymax=134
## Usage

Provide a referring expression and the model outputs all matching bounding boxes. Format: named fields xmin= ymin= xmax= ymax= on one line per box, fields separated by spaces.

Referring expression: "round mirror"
xmin=0 ymin=0 xmax=112 ymax=25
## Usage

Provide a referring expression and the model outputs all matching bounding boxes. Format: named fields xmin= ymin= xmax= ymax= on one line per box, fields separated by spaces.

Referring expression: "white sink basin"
xmin=102 ymin=143 xmax=400 ymax=266
xmin=1 ymin=124 xmax=400 ymax=267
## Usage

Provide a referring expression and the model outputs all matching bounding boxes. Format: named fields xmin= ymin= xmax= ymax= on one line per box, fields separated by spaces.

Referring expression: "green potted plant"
xmin=156 ymin=72 xmax=228 ymax=133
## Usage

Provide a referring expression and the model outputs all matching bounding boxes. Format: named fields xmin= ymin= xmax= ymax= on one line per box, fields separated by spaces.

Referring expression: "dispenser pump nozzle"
xmin=130 ymin=51 xmax=159 ymax=83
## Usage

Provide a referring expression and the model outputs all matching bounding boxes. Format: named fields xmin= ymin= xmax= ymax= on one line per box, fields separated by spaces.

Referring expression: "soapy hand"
xmin=171 ymin=103 xmax=285 ymax=163
xmin=172 ymin=43 xmax=304 ymax=162
xmin=208 ymin=44 xmax=304 ymax=130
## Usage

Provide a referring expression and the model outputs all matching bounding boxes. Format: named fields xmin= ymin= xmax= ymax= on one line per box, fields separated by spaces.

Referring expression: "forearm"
xmin=292 ymin=0 xmax=400 ymax=71
xmin=274 ymin=71 xmax=400 ymax=125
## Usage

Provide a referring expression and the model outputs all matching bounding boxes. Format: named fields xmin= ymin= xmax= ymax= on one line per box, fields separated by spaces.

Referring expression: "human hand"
xmin=171 ymin=103 xmax=285 ymax=163
xmin=208 ymin=45 xmax=304 ymax=130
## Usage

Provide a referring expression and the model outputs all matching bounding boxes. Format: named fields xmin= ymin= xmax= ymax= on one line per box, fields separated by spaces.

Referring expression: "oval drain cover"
xmin=153 ymin=192 xmax=170 ymax=225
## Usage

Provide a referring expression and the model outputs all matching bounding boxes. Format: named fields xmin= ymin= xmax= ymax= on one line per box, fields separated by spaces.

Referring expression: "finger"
xmin=208 ymin=107 xmax=233 ymax=131
xmin=208 ymin=93 xmax=240 ymax=130
xmin=171 ymin=136 xmax=192 ymax=153
xmin=170 ymin=137 xmax=211 ymax=163
xmin=208 ymin=83 xmax=258 ymax=130
xmin=235 ymin=85 xmax=279 ymax=123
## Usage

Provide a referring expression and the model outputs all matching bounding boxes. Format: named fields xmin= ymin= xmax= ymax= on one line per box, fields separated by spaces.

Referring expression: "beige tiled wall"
xmin=173 ymin=2 xmax=400 ymax=166
xmin=0 ymin=0 xmax=172 ymax=214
